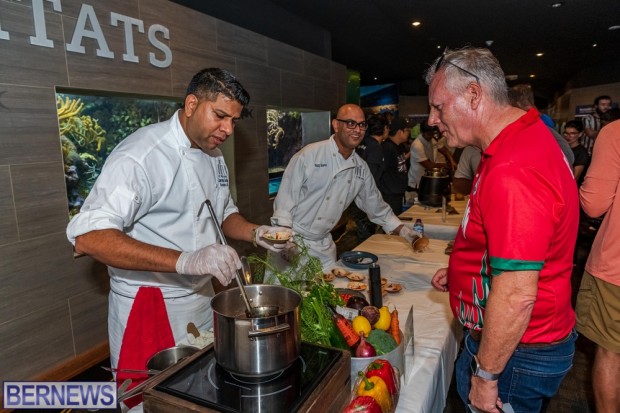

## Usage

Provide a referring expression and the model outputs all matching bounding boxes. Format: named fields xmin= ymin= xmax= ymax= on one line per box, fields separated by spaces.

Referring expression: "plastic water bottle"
xmin=414 ymin=218 xmax=424 ymax=237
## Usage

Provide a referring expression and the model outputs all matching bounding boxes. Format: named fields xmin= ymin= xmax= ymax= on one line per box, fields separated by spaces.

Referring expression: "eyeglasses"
xmin=335 ymin=118 xmax=368 ymax=130
xmin=434 ymin=48 xmax=480 ymax=83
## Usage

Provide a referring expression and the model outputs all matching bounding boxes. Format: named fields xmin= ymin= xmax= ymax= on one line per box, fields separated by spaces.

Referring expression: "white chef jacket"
xmin=67 ymin=110 xmax=238 ymax=299
xmin=66 ymin=111 xmax=238 ymax=370
xmin=271 ymin=136 xmax=401 ymax=267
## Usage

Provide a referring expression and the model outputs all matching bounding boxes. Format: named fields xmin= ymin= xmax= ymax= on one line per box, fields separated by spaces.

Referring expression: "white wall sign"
xmin=0 ymin=0 xmax=172 ymax=68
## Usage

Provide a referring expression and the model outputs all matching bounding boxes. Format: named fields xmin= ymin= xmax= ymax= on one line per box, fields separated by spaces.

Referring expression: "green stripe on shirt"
xmin=489 ymin=257 xmax=544 ymax=275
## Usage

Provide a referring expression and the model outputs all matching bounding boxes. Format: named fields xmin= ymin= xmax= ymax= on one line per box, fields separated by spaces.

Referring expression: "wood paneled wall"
xmin=0 ymin=0 xmax=345 ymax=385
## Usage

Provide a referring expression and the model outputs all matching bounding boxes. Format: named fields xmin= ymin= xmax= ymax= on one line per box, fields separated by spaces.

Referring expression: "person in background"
xmin=349 ymin=113 xmax=389 ymax=242
xmin=562 ymin=119 xmax=589 ymax=185
xmin=509 ymin=84 xmax=556 ymax=127
xmin=601 ymin=106 xmax=620 ymax=127
xmin=380 ymin=116 xmax=411 ymax=215
xmin=271 ymin=103 xmax=418 ymax=268
xmin=428 ymin=47 xmax=578 ymax=413
xmin=582 ymin=95 xmax=613 ymax=156
xmin=66 ymin=68 xmax=290 ymax=409
xmin=452 ymin=145 xmax=481 ymax=197
xmin=408 ymin=122 xmax=456 ymax=198
xmin=508 ymin=83 xmax=575 ymax=166
xmin=576 ymin=118 xmax=620 ymax=413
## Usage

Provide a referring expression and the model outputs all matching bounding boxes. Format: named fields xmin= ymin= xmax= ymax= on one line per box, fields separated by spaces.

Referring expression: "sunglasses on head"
xmin=434 ymin=48 xmax=480 ymax=83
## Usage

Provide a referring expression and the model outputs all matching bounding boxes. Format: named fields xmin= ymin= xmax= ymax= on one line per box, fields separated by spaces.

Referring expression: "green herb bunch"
xmin=248 ymin=236 xmax=344 ymax=346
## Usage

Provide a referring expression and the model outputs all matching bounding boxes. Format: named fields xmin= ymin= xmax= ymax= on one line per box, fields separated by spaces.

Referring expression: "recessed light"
xmin=374 ymin=77 xmax=378 ymax=81
xmin=593 ymin=43 xmax=598 ymax=47
xmin=609 ymin=25 xmax=620 ymax=30
xmin=529 ymin=74 xmax=536 ymax=78
xmin=550 ymin=2 xmax=564 ymax=8
xmin=536 ymin=52 xmax=544 ymax=57
xmin=412 ymin=21 xmax=421 ymax=27
xmin=437 ymin=45 xmax=442 ymax=49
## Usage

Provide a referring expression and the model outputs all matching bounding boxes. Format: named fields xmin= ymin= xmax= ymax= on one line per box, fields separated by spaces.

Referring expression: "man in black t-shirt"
xmin=380 ymin=117 xmax=411 ymax=215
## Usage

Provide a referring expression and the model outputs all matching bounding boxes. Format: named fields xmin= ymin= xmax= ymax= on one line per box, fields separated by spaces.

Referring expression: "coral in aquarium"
xmin=266 ymin=109 xmax=302 ymax=174
xmin=57 ymin=96 xmax=107 ymax=217
xmin=57 ymin=92 xmax=179 ymax=218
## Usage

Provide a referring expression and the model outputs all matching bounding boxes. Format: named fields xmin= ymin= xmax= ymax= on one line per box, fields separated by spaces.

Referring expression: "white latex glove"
xmin=254 ymin=225 xmax=295 ymax=252
xmin=176 ymin=244 xmax=241 ymax=286
xmin=398 ymin=224 xmax=419 ymax=244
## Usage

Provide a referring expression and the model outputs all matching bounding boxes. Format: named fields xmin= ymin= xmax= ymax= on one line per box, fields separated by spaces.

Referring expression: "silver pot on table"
xmin=211 ymin=284 xmax=302 ymax=377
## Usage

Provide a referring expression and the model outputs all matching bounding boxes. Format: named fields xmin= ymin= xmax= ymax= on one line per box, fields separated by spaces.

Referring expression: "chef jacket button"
xmin=326 ymin=197 xmax=330 ymax=200
xmin=347 ymin=180 xmax=351 ymax=183
xmin=317 ymin=217 xmax=322 ymax=220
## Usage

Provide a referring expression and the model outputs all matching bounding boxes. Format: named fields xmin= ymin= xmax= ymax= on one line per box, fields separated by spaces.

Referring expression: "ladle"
xmin=200 ymin=200 xmax=278 ymax=318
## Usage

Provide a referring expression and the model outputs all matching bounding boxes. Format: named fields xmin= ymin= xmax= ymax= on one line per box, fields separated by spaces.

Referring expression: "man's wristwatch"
xmin=470 ymin=354 xmax=501 ymax=381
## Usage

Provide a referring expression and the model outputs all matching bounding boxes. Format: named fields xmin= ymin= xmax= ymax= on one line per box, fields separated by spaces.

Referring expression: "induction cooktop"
xmin=154 ymin=342 xmax=342 ymax=413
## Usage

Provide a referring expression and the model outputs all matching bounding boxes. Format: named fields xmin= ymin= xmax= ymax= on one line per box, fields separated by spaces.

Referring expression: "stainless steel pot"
xmin=211 ymin=284 xmax=302 ymax=377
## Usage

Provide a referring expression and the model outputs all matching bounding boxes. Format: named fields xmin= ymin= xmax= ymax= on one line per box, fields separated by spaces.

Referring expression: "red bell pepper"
xmin=366 ymin=359 xmax=398 ymax=395
xmin=342 ymin=395 xmax=383 ymax=413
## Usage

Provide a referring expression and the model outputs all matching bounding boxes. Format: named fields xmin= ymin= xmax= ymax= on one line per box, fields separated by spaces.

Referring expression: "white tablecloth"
xmin=399 ymin=196 xmax=468 ymax=228
xmin=333 ymin=234 xmax=462 ymax=413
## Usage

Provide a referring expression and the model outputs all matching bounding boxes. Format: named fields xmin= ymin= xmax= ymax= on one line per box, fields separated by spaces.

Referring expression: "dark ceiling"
xmin=171 ymin=0 xmax=620 ymax=104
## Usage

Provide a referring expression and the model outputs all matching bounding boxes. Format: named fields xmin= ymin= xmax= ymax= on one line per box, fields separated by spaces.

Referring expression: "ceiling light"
xmin=609 ymin=25 xmax=620 ymax=30
xmin=437 ymin=45 xmax=442 ymax=49
xmin=485 ymin=40 xmax=494 ymax=46
xmin=411 ymin=21 xmax=421 ymax=27
xmin=593 ymin=43 xmax=598 ymax=47
xmin=550 ymin=2 xmax=564 ymax=8
xmin=529 ymin=74 xmax=536 ymax=78
xmin=374 ymin=77 xmax=378 ymax=81
xmin=536 ymin=52 xmax=544 ymax=57
xmin=506 ymin=75 xmax=518 ymax=81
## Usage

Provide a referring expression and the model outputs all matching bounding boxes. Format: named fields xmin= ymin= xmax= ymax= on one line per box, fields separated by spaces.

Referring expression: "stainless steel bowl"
xmin=146 ymin=346 xmax=199 ymax=371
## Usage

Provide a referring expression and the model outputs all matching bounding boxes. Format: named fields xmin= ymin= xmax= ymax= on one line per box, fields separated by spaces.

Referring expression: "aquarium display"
xmin=266 ymin=107 xmax=330 ymax=198
xmin=360 ymin=83 xmax=399 ymax=116
xmin=57 ymin=90 xmax=180 ymax=218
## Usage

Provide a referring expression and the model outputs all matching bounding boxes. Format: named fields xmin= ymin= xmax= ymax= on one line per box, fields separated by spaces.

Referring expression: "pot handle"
xmin=248 ymin=323 xmax=291 ymax=338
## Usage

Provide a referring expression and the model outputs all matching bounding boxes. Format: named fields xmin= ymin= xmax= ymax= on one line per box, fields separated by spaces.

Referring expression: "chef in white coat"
xmin=66 ymin=68 xmax=290 ymax=377
xmin=271 ymin=104 xmax=417 ymax=268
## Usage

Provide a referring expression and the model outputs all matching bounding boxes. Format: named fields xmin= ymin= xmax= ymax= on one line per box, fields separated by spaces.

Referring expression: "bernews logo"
xmin=3 ymin=381 xmax=117 ymax=409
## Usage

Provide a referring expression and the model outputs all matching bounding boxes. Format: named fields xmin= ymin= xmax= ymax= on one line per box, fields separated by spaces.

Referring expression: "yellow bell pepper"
xmin=357 ymin=373 xmax=392 ymax=412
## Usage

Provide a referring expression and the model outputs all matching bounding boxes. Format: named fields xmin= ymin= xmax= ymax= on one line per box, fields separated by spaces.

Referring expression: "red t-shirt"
xmin=448 ymin=109 xmax=578 ymax=343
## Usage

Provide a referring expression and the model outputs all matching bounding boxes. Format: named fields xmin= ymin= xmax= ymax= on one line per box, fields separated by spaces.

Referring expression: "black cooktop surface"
xmin=154 ymin=342 xmax=342 ymax=413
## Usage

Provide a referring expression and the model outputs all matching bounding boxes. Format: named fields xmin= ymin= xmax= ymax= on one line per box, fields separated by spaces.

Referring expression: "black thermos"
xmin=368 ymin=263 xmax=382 ymax=308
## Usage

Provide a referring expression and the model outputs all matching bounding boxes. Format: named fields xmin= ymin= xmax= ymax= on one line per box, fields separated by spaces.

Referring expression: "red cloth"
xmin=116 ymin=287 xmax=174 ymax=408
